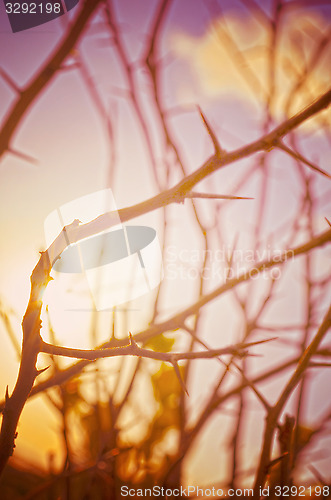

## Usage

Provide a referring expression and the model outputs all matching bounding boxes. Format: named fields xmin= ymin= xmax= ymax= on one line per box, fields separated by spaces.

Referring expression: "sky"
xmin=0 ymin=0 xmax=331 ymax=487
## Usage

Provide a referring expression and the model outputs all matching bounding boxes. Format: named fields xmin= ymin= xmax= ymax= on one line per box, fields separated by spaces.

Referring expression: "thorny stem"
xmin=40 ymin=337 xmax=275 ymax=363
xmin=46 ymin=89 xmax=331 ymax=263
xmin=0 ymin=225 xmax=330 ymax=477
xmin=0 ymin=88 xmax=330 ymax=479
xmin=0 ymin=0 xmax=330 ymax=491
xmin=0 ymin=252 xmax=51 ymax=475
xmin=253 ymin=304 xmax=331 ymax=497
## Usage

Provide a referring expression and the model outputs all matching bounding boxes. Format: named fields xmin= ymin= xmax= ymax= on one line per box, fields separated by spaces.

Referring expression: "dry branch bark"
xmin=0 ymin=0 xmax=103 ymax=159
xmin=1 ymin=0 xmax=330 ymax=492
xmin=253 ymin=304 xmax=331 ymax=496
xmin=0 ymin=226 xmax=329 ymax=424
xmin=44 ymin=89 xmax=331 ymax=259
xmin=40 ymin=336 xmax=274 ymax=362
xmin=0 ymin=252 xmax=51 ymax=474
xmin=0 ymin=82 xmax=330 ymax=481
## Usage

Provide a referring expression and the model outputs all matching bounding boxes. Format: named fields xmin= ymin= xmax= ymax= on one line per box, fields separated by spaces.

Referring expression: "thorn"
xmin=241 ymin=337 xmax=278 ymax=349
xmin=0 ymin=68 xmax=20 ymax=93
xmin=171 ymin=360 xmax=189 ymax=396
xmin=197 ymin=106 xmax=223 ymax=155
xmin=36 ymin=365 xmax=51 ymax=376
xmin=186 ymin=192 xmax=254 ymax=201
xmin=308 ymin=464 xmax=327 ymax=486
xmin=7 ymin=147 xmax=38 ymax=165
xmin=277 ymin=140 xmax=331 ymax=179
xmin=129 ymin=332 xmax=138 ymax=348
xmin=5 ymin=385 xmax=10 ymax=403
xmin=325 ymin=217 xmax=331 ymax=227
xmin=266 ymin=452 xmax=289 ymax=471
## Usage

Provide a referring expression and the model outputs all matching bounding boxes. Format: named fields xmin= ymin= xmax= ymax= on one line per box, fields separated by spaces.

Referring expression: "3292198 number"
xmin=274 ymin=485 xmax=330 ymax=496
xmin=5 ymin=3 xmax=62 ymax=15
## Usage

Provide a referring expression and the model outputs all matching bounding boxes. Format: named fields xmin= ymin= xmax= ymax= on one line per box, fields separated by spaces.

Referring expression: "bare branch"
xmin=253 ymin=304 xmax=331 ymax=494
xmin=39 ymin=337 xmax=276 ymax=363
xmin=42 ymin=90 xmax=331 ymax=265
xmin=0 ymin=0 xmax=104 ymax=159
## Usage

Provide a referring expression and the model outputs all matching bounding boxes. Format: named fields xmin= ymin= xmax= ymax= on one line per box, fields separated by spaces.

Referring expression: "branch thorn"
xmin=171 ymin=359 xmax=189 ymax=396
xmin=5 ymin=385 xmax=10 ymax=404
xmin=197 ymin=106 xmax=223 ymax=156
xmin=129 ymin=332 xmax=139 ymax=348
xmin=36 ymin=365 xmax=51 ymax=377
